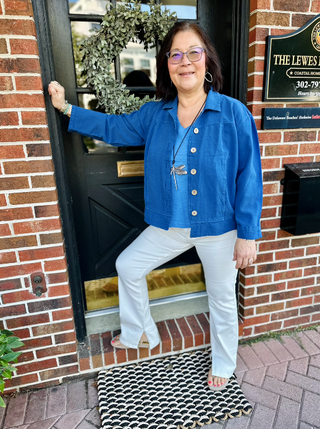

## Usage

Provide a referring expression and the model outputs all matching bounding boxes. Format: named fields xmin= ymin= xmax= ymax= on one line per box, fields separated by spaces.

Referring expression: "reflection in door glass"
xmin=162 ymin=0 xmax=197 ymax=19
xmin=120 ymin=40 xmax=157 ymax=87
xmin=85 ymin=264 xmax=205 ymax=311
xmin=71 ymin=21 xmax=115 ymax=88
xmin=78 ymin=94 xmax=118 ymax=152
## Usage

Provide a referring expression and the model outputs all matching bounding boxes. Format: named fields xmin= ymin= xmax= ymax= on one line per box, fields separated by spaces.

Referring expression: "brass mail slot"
xmin=117 ymin=160 xmax=144 ymax=177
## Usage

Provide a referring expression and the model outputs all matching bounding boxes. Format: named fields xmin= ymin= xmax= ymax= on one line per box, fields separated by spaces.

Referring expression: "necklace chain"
xmin=171 ymin=96 xmax=207 ymax=190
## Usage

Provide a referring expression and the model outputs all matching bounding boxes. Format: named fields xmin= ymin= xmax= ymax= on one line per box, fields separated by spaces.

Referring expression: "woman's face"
xmin=167 ymin=30 xmax=206 ymax=97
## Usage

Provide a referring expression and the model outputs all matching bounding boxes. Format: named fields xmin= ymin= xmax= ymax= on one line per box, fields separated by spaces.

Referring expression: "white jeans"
xmin=115 ymin=226 xmax=238 ymax=378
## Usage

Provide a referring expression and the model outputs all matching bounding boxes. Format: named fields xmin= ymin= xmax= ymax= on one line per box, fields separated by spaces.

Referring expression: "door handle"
xmin=117 ymin=160 xmax=144 ymax=177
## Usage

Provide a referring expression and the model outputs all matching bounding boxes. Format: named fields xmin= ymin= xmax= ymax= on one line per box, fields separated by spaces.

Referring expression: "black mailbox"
xmin=281 ymin=162 xmax=320 ymax=235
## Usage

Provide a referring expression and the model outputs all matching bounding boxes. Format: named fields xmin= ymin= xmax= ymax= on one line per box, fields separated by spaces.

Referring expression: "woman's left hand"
xmin=233 ymin=238 xmax=256 ymax=269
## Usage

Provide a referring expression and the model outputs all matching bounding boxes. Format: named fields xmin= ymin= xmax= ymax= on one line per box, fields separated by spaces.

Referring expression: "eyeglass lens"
xmin=168 ymin=47 xmax=203 ymax=64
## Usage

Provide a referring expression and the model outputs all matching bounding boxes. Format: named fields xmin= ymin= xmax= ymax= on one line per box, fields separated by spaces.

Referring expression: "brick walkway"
xmin=1 ymin=328 xmax=320 ymax=429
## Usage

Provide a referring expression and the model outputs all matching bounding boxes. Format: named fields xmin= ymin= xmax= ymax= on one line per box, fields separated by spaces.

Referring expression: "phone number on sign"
xmin=296 ymin=80 xmax=320 ymax=89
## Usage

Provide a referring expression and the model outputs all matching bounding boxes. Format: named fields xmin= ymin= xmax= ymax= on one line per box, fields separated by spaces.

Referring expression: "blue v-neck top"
xmin=170 ymin=121 xmax=191 ymax=228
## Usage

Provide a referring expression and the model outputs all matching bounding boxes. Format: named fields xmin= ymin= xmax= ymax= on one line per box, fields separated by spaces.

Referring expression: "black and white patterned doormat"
xmin=97 ymin=349 xmax=252 ymax=429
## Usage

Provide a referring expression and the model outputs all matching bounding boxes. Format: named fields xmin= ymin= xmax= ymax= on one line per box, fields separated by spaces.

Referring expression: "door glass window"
xmin=71 ymin=21 xmax=115 ymax=88
xmin=69 ymin=0 xmax=111 ymax=15
xmin=120 ymin=40 xmax=157 ymax=87
xmin=78 ymin=94 xmax=119 ymax=152
xmin=161 ymin=0 xmax=197 ymax=19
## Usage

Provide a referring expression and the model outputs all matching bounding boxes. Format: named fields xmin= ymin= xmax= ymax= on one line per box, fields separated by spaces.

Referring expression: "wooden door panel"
xmin=87 ymin=182 xmax=147 ymax=280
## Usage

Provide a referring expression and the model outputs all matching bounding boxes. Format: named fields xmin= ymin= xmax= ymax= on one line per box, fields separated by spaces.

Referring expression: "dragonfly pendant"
xmin=170 ymin=164 xmax=187 ymax=190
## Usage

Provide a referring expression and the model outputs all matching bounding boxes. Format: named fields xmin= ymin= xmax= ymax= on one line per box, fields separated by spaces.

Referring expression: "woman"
xmin=49 ymin=21 xmax=262 ymax=391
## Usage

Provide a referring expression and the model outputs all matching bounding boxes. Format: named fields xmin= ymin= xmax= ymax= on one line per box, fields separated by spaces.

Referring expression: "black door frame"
xmin=32 ymin=0 xmax=250 ymax=343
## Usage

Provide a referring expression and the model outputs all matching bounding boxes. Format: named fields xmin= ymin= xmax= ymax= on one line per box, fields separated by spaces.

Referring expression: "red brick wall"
xmin=0 ymin=0 xmax=78 ymax=392
xmin=2 ymin=0 xmax=320 ymax=392
xmin=241 ymin=0 xmax=320 ymax=336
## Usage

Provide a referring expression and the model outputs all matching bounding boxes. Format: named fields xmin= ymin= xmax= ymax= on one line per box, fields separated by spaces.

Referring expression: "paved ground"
xmin=1 ymin=328 xmax=320 ymax=429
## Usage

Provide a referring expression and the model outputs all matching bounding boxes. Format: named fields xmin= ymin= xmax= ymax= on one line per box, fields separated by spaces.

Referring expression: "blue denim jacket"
xmin=69 ymin=90 xmax=262 ymax=239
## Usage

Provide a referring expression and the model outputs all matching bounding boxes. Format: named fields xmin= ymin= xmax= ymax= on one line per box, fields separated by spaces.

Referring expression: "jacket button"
xmin=191 ymin=189 xmax=198 ymax=195
xmin=194 ymin=128 xmax=199 ymax=134
xmin=192 ymin=210 xmax=198 ymax=216
xmin=191 ymin=169 xmax=197 ymax=175
xmin=190 ymin=147 xmax=197 ymax=153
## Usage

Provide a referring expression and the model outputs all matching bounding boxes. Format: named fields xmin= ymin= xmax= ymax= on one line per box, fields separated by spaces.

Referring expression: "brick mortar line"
xmin=9 ymin=320 xmax=75 ymax=334
xmin=1 ymin=35 xmax=37 ymax=40
xmin=247 ymin=55 xmax=266 ymax=60
xmin=249 ymin=10 xmax=305 ymax=16
xmin=249 ymin=9 xmax=275 ymax=16
xmin=249 ymin=41 xmax=266 ymax=47
xmin=261 ymin=191 xmax=283 ymax=196
xmin=0 ymin=173 xmax=56 ymax=178
xmin=251 ymin=10 xmax=317 ymax=17
xmin=88 ymin=334 xmax=96 ymax=369
xmin=239 ymin=294 xmax=319 ymax=307
xmin=0 ymin=288 xmax=71 ymax=300
xmin=1 ymin=156 xmax=51 ymax=162
xmin=247 ymin=86 xmax=264 ymax=91
xmin=174 ymin=317 xmax=185 ymax=350
xmin=0 ymin=55 xmax=40 ymax=60
xmin=252 ymin=24 xmax=304 ymax=31
xmin=0 ymin=229 xmax=62 ymax=238
xmin=239 ymin=313 xmax=313 ymax=326
xmin=0 ymin=294 xmax=71 ymax=308
xmin=0 ymin=93 xmax=44 ymax=99
xmin=0 ymin=171 xmax=55 ymax=175
xmin=0 ymin=200 xmax=58 ymax=206
xmin=0 ymin=251 xmax=67 ymax=260
xmin=0 ymin=254 xmax=66 ymax=266
xmin=240 ymin=274 xmax=319 ymax=285
xmin=0 ymin=203 xmax=61 ymax=210
xmin=0 ymin=148 xmax=52 ymax=153
xmin=0 ymin=15 xmax=35 ymax=21
xmin=248 ymin=255 xmax=319 ymax=264
xmin=164 ymin=319 xmax=174 ymax=352
xmin=184 ymin=316 xmax=195 ymax=347
xmin=79 ymin=343 xmax=212 ymax=375
xmin=248 ymin=73 xmax=264 ymax=78
xmin=0 ymin=124 xmax=48 ymax=128
xmin=99 ymin=333 xmax=106 ymax=368
xmin=0 ymin=219 xmax=61 ymax=227
xmin=0 ymin=76 xmax=42 ymax=79
xmin=1 ymin=189 xmax=57 ymax=195
xmin=194 ymin=314 xmax=206 ymax=344
xmin=15 ymin=351 xmax=78 ymax=368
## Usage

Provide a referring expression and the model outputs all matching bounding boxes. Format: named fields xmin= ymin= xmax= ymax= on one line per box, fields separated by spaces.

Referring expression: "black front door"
xmin=43 ymin=0 xmax=249 ymax=314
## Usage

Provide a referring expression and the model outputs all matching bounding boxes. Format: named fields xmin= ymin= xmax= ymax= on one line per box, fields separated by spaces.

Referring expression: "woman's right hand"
xmin=48 ymin=81 xmax=66 ymax=111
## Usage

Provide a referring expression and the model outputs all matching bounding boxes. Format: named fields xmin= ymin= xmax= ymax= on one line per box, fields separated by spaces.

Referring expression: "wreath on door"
xmin=80 ymin=0 xmax=176 ymax=115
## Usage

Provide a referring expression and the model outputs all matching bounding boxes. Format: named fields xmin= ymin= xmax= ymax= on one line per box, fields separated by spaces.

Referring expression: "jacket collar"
xmin=163 ymin=90 xmax=222 ymax=116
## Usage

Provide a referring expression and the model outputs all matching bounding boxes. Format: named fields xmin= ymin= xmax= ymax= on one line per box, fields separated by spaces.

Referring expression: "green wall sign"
xmin=265 ymin=14 xmax=320 ymax=102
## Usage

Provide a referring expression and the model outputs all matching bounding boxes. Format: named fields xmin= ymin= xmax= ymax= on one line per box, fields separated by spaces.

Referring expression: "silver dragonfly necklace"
xmin=171 ymin=95 xmax=207 ymax=190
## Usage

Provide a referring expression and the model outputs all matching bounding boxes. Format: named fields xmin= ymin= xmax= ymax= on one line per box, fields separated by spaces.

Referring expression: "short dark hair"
xmin=156 ymin=21 xmax=223 ymax=100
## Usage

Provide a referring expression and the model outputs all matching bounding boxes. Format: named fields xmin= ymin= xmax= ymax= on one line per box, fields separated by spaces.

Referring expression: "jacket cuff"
xmin=237 ymin=225 xmax=262 ymax=240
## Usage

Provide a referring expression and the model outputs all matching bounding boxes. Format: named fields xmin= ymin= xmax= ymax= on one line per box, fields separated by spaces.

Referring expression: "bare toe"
xmin=111 ymin=335 xmax=124 ymax=348
xmin=213 ymin=376 xmax=228 ymax=387
xmin=207 ymin=367 xmax=213 ymax=387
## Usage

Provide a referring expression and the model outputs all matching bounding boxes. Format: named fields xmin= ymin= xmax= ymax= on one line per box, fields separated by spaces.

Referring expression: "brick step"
xmin=78 ymin=313 xmax=243 ymax=372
